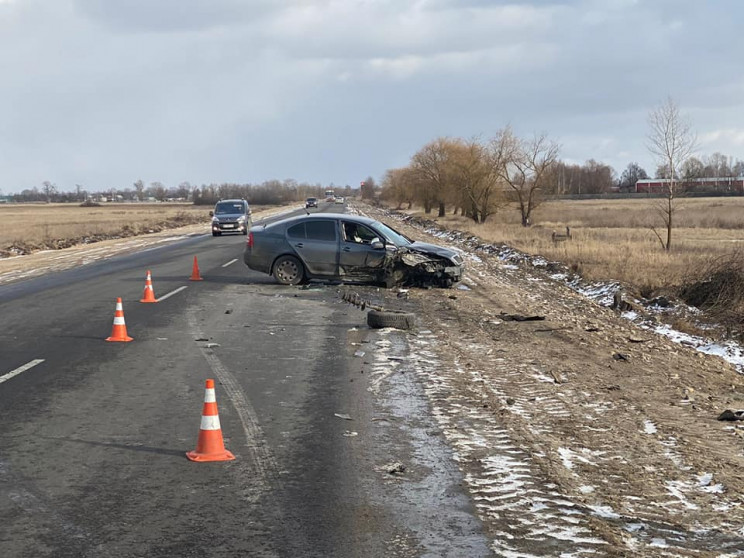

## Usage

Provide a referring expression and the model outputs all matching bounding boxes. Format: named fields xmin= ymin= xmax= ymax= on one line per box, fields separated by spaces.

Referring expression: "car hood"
xmin=214 ymin=213 xmax=244 ymax=219
xmin=407 ymin=241 xmax=462 ymax=264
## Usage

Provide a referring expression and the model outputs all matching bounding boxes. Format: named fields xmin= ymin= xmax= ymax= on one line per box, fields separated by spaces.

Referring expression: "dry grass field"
xmin=0 ymin=203 xmax=211 ymax=256
xmin=399 ymin=196 xmax=744 ymax=293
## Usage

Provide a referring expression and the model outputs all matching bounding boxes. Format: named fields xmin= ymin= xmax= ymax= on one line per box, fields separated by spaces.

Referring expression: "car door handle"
xmin=342 ymin=247 xmax=351 ymax=252
xmin=294 ymin=243 xmax=304 ymax=248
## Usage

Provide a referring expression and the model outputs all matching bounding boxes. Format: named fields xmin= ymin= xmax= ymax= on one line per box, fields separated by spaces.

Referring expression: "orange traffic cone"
xmin=189 ymin=256 xmax=203 ymax=281
xmin=186 ymin=379 xmax=235 ymax=462
xmin=139 ymin=270 xmax=157 ymax=303
xmin=105 ymin=297 xmax=133 ymax=342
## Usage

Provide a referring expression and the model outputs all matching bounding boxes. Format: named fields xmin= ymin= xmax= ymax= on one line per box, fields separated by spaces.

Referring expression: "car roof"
xmin=265 ymin=213 xmax=377 ymax=229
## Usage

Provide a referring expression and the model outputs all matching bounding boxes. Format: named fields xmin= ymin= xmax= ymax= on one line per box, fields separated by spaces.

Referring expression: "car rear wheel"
xmin=273 ymin=255 xmax=304 ymax=285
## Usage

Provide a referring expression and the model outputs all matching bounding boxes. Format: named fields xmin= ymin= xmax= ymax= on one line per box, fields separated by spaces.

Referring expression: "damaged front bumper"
xmin=383 ymin=249 xmax=463 ymax=288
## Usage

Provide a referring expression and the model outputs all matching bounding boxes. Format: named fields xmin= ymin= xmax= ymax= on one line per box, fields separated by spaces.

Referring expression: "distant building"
xmin=636 ymin=177 xmax=744 ymax=194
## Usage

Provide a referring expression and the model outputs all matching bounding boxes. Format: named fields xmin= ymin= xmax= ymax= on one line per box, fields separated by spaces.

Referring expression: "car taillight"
xmin=247 ymin=232 xmax=254 ymax=249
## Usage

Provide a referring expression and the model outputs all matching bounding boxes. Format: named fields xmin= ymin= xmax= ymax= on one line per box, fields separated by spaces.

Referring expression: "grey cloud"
xmin=0 ymin=0 xmax=743 ymax=193
xmin=73 ymin=0 xmax=275 ymax=32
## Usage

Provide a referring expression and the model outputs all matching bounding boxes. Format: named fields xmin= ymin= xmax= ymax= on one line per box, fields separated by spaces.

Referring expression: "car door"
xmin=338 ymin=220 xmax=387 ymax=279
xmin=286 ymin=219 xmax=339 ymax=277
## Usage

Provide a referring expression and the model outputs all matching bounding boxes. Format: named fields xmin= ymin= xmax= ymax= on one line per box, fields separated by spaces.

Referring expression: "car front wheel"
xmin=273 ymin=255 xmax=304 ymax=285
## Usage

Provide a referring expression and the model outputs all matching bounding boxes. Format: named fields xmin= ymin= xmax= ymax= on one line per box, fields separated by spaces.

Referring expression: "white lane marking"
xmin=0 ymin=359 xmax=45 ymax=385
xmin=157 ymin=286 xmax=187 ymax=302
xmin=222 ymin=258 xmax=238 ymax=268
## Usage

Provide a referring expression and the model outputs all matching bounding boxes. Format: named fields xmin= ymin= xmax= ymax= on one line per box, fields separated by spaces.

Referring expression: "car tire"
xmin=242 ymin=229 xmax=248 ymax=235
xmin=367 ymin=309 xmax=416 ymax=330
xmin=212 ymin=231 xmax=221 ymax=237
xmin=273 ymin=255 xmax=304 ymax=285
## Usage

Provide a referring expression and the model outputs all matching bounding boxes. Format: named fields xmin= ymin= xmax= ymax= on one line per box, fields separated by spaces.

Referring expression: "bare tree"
xmin=681 ymin=157 xmax=704 ymax=180
xmin=496 ymin=128 xmax=560 ymax=227
xmin=133 ymin=179 xmax=145 ymax=201
xmin=41 ymin=181 xmax=57 ymax=203
xmin=150 ymin=181 xmax=167 ymax=201
xmin=646 ymin=97 xmax=697 ymax=251
xmin=619 ymin=162 xmax=649 ymax=191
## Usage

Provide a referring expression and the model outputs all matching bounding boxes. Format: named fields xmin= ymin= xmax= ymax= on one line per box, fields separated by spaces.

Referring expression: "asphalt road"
xmin=0 ymin=205 xmax=490 ymax=557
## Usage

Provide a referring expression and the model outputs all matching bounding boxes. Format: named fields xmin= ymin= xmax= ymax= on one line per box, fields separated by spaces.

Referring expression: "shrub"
xmin=679 ymin=250 xmax=744 ymax=337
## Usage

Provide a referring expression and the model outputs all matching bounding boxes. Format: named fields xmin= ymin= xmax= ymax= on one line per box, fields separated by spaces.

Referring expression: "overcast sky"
xmin=1 ymin=0 xmax=742 ymax=194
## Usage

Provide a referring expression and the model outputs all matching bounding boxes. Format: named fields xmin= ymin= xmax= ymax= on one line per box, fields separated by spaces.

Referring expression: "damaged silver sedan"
xmin=243 ymin=213 xmax=463 ymax=287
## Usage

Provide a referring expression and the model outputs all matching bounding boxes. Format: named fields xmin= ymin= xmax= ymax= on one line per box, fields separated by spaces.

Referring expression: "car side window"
xmin=287 ymin=223 xmax=305 ymax=239
xmin=305 ymin=220 xmax=336 ymax=241
xmin=343 ymin=222 xmax=378 ymax=244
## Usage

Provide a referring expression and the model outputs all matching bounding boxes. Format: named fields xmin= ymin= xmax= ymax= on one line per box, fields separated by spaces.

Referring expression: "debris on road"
xmin=500 ymin=312 xmax=545 ymax=322
xmin=717 ymin=409 xmax=744 ymax=421
xmin=385 ymin=462 xmax=406 ymax=475
xmin=334 ymin=413 xmax=353 ymax=420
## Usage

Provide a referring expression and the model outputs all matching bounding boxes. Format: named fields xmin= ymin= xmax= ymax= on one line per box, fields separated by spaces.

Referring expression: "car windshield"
xmin=371 ymin=221 xmax=412 ymax=247
xmin=215 ymin=202 xmax=243 ymax=215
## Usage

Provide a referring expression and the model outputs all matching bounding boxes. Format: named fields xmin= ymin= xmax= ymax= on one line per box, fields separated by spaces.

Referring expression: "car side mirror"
xmin=209 ymin=211 xmax=214 ymax=217
xmin=371 ymin=240 xmax=384 ymax=250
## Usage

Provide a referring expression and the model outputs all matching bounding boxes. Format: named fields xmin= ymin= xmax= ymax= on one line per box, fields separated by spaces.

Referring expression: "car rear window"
xmin=287 ymin=220 xmax=337 ymax=241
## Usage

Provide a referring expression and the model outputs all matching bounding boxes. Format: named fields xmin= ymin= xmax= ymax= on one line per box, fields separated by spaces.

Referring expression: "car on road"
xmin=334 ymin=196 xmax=345 ymax=204
xmin=210 ymin=199 xmax=252 ymax=236
xmin=305 ymin=197 xmax=318 ymax=208
xmin=244 ymin=213 xmax=463 ymax=287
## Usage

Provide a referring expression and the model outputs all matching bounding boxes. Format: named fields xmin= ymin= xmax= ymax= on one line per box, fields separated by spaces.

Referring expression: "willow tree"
xmin=410 ymin=137 xmax=460 ymax=216
xmin=449 ymin=138 xmax=511 ymax=223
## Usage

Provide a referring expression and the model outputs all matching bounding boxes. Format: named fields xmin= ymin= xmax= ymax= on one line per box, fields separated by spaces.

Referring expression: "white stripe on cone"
xmin=200 ymin=415 xmax=221 ymax=431
xmin=113 ymin=316 xmax=126 ymax=325
xmin=204 ymin=389 xmax=216 ymax=403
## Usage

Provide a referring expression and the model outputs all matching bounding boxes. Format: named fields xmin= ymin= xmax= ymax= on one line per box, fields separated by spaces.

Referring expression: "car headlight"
xmin=238 ymin=216 xmax=246 ymax=223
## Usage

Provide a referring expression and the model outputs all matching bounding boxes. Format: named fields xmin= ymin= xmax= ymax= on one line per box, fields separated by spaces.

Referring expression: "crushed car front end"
xmin=383 ymin=242 xmax=463 ymax=288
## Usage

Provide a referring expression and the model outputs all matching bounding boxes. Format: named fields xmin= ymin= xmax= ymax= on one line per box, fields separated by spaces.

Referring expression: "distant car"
xmin=244 ymin=213 xmax=463 ymax=288
xmin=210 ymin=199 xmax=252 ymax=236
xmin=305 ymin=197 xmax=318 ymax=208
xmin=334 ymin=196 xmax=345 ymax=204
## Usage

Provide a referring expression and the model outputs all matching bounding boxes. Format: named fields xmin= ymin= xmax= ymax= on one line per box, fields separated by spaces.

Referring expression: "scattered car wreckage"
xmin=243 ymin=213 xmax=463 ymax=288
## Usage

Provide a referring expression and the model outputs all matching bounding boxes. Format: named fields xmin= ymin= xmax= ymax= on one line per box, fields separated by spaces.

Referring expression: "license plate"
xmin=224 ymin=224 xmax=235 ymax=228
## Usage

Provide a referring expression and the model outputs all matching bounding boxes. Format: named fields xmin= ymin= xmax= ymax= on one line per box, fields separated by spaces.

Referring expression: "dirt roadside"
xmin=357 ymin=203 xmax=744 ymax=556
